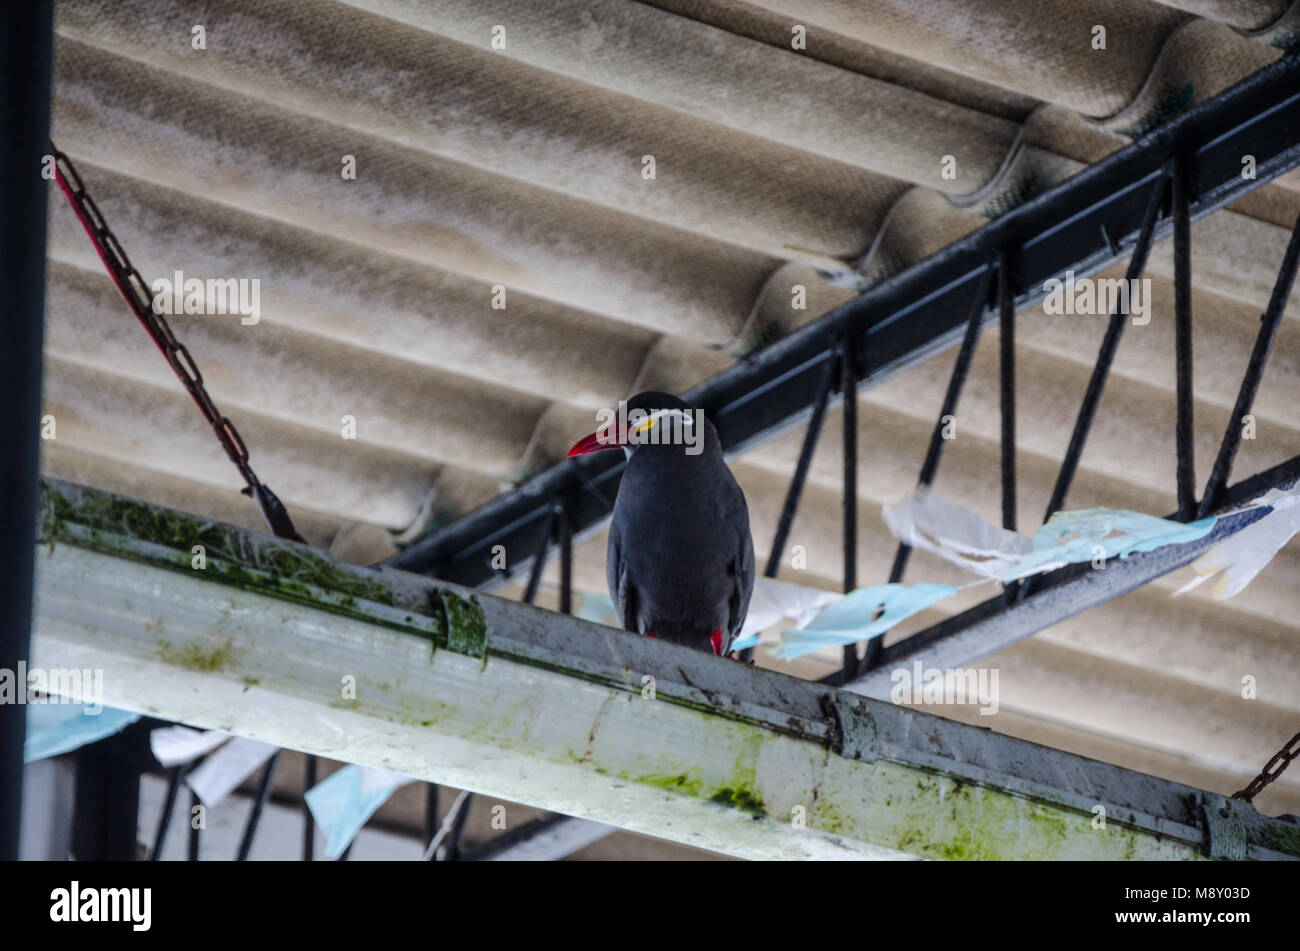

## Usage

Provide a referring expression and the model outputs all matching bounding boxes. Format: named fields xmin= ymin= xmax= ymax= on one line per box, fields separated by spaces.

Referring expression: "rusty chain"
xmin=1232 ymin=730 xmax=1300 ymax=804
xmin=51 ymin=144 xmax=306 ymax=543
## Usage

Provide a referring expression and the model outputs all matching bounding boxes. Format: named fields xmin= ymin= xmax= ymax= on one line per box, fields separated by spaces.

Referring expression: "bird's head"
xmin=567 ymin=391 xmax=714 ymax=459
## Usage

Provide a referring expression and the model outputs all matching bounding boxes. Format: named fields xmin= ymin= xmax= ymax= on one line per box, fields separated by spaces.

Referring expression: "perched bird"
xmin=568 ymin=391 xmax=755 ymax=656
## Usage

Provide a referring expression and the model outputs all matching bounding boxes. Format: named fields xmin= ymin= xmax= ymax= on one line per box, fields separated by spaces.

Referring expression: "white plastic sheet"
xmin=880 ymin=488 xmax=1216 ymax=583
xmin=730 ymin=577 xmax=844 ymax=652
xmin=1175 ymin=487 xmax=1300 ymax=599
xmin=882 ymin=488 xmax=1032 ymax=579
xmin=185 ymin=735 xmax=280 ymax=807
xmin=149 ymin=725 xmax=231 ymax=767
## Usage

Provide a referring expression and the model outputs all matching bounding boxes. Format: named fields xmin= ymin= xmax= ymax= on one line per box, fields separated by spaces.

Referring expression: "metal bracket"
xmin=826 ymin=692 xmax=878 ymax=764
xmin=437 ymin=589 xmax=488 ymax=661
xmin=1200 ymin=793 xmax=1248 ymax=860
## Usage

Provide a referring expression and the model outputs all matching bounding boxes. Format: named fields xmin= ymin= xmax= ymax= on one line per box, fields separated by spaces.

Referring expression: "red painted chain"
xmin=1232 ymin=730 xmax=1300 ymax=804
xmin=51 ymin=144 xmax=306 ymax=543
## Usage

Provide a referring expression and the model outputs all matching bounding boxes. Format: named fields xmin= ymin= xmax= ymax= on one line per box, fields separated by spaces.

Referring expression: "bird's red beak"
xmin=567 ymin=425 xmax=626 ymax=457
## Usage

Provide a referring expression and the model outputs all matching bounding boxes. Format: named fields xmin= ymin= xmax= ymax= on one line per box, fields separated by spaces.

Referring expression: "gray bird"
xmin=568 ymin=391 xmax=754 ymax=655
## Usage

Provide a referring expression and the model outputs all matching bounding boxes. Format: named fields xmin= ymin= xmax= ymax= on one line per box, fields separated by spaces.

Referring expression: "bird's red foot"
xmin=710 ymin=628 xmax=723 ymax=656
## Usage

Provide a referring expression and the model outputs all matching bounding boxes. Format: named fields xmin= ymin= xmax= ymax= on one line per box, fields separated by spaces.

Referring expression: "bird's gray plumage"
xmin=605 ymin=392 xmax=754 ymax=654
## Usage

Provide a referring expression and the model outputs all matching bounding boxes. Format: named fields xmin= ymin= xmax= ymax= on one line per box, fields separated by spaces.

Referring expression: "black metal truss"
xmin=843 ymin=453 xmax=1300 ymax=695
xmin=832 ymin=187 xmax=1300 ymax=687
xmin=388 ymin=51 xmax=1300 ymax=612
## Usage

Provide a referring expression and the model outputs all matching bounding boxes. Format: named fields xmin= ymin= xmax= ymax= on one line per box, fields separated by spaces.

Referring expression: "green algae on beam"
xmin=156 ymin=637 xmax=242 ymax=674
xmin=36 ymin=477 xmax=446 ymax=639
xmin=709 ymin=785 xmax=767 ymax=816
xmin=636 ymin=771 xmax=767 ymax=817
xmin=439 ymin=589 xmax=489 ymax=661
xmin=640 ymin=772 xmax=704 ymax=797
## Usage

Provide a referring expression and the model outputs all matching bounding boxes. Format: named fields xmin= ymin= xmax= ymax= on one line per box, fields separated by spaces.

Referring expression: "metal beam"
xmin=387 ymin=52 xmax=1300 ymax=591
xmin=0 ymin=1 xmax=54 ymax=861
xmin=845 ymin=455 xmax=1300 ymax=697
xmin=31 ymin=478 xmax=1299 ymax=859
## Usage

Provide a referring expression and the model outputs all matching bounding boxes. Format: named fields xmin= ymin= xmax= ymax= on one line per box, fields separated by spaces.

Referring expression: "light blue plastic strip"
xmin=304 ymin=764 xmax=413 ymax=859
xmin=774 ymin=583 xmax=961 ymax=660
xmin=1002 ymin=509 xmax=1216 ymax=580
xmin=23 ymin=703 xmax=140 ymax=762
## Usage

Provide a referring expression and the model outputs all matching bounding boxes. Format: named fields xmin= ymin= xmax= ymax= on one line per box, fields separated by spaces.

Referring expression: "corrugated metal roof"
xmin=43 ymin=0 xmax=1300 ymax=844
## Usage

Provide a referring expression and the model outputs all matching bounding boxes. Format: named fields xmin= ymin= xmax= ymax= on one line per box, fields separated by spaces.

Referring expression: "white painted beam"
xmin=30 ymin=479 xmax=1299 ymax=860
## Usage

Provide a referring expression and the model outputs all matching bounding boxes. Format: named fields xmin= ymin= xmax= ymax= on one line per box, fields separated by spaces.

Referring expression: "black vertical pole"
xmin=149 ymin=763 xmax=187 ymax=861
xmin=1172 ymin=153 xmax=1197 ymax=519
xmin=444 ymin=792 xmax=473 ymax=861
xmin=303 ymin=754 xmax=318 ymax=860
xmin=998 ymin=249 xmax=1017 ymax=534
xmin=188 ymin=791 xmax=201 ymax=860
xmin=522 ymin=506 xmax=557 ymax=607
xmin=999 ymin=249 xmax=1020 ymax=604
xmin=840 ymin=343 xmax=860 ymax=678
xmin=423 ymin=784 xmax=439 ymax=845
xmin=558 ymin=497 xmax=572 ymax=616
xmin=0 ymin=2 xmax=54 ymax=861
xmin=236 ymin=750 xmax=280 ymax=860
xmin=71 ymin=722 xmax=152 ymax=860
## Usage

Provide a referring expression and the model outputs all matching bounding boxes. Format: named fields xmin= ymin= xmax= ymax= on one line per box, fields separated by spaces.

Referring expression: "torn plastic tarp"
xmin=1175 ymin=486 xmax=1300 ymax=599
xmin=771 ymin=492 xmax=1220 ymax=660
xmin=1002 ymin=507 xmax=1216 ymax=580
xmin=580 ymin=578 xmax=840 ymax=654
xmin=881 ymin=488 xmax=1216 ymax=582
xmin=305 ymin=764 xmax=415 ymax=860
xmin=24 ymin=703 xmax=139 ymax=762
xmin=150 ymin=725 xmax=232 ymax=767
xmin=186 ymin=735 xmax=279 ymax=806
xmin=772 ymin=583 xmax=962 ymax=660
xmin=730 ymin=577 xmax=844 ymax=652
xmin=882 ymin=487 xmax=1032 ymax=580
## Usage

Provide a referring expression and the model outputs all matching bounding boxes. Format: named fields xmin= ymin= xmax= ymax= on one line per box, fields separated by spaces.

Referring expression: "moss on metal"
xmin=439 ymin=590 xmax=488 ymax=660
xmin=38 ymin=478 xmax=448 ymax=641
xmin=709 ymin=785 xmax=767 ymax=815
xmin=156 ymin=637 xmax=242 ymax=673
xmin=1253 ymin=810 xmax=1300 ymax=856
xmin=640 ymin=772 xmax=704 ymax=797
